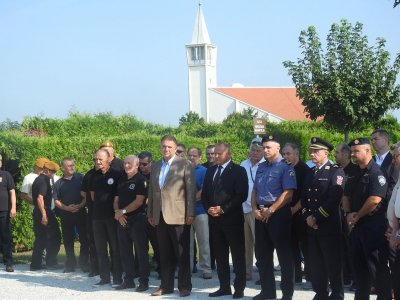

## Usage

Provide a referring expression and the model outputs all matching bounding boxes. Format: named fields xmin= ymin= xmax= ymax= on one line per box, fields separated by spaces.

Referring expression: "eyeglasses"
xmin=139 ymin=162 xmax=149 ymax=166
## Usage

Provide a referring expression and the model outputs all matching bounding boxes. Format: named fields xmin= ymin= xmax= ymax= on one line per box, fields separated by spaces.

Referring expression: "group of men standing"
xmin=2 ymin=129 xmax=400 ymax=300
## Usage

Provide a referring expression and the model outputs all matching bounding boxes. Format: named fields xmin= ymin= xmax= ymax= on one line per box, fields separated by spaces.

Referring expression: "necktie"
xmin=213 ymin=165 xmax=222 ymax=186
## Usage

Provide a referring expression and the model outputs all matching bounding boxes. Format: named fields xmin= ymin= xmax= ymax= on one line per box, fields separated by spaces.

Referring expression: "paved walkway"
xmin=0 ymin=263 xmax=374 ymax=300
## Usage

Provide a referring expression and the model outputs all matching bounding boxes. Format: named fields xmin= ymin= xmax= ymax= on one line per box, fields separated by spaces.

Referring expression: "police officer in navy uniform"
xmin=301 ymin=137 xmax=345 ymax=300
xmin=342 ymin=138 xmax=391 ymax=300
xmin=252 ymin=135 xmax=296 ymax=300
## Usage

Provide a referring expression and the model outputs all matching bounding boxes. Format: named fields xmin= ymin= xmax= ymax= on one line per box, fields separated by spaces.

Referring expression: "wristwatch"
xmin=121 ymin=209 xmax=127 ymax=214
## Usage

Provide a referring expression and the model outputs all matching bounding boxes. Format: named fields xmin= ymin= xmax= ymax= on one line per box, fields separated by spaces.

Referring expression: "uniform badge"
xmin=354 ymin=139 xmax=359 ymax=145
xmin=129 ymin=183 xmax=135 ymax=190
xmin=0 ymin=178 xmax=2 ymax=183
xmin=107 ymin=178 xmax=114 ymax=185
xmin=378 ymin=176 xmax=386 ymax=186
xmin=336 ymin=176 xmax=343 ymax=185
xmin=289 ymin=170 xmax=295 ymax=177
xmin=325 ymin=166 xmax=330 ymax=170
xmin=312 ymin=137 xmax=316 ymax=142
xmin=144 ymin=181 xmax=148 ymax=188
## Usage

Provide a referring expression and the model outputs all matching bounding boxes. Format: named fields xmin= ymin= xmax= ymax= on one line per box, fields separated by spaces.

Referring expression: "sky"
xmin=0 ymin=0 xmax=399 ymax=126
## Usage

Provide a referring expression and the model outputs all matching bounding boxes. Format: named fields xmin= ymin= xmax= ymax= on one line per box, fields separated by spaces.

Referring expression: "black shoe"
xmin=6 ymin=265 xmax=14 ymax=272
xmin=253 ymin=293 xmax=274 ymax=300
xmin=63 ymin=267 xmax=75 ymax=273
xmin=88 ymin=271 xmax=99 ymax=277
xmin=93 ymin=279 xmax=110 ymax=287
xmin=47 ymin=263 xmax=63 ymax=270
xmin=136 ymin=283 xmax=149 ymax=292
xmin=179 ymin=289 xmax=191 ymax=297
xmin=111 ymin=279 xmax=123 ymax=288
xmin=114 ymin=281 xmax=135 ymax=290
xmin=30 ymin=265 xmax=44 ymax=271
xmin=209 ymin=288 xmax=232 ymax=297
xmin=80 ymin=265 xmax=90 ymax=273
xmin=233 ymin=291 xmax=244 ymax=299
xmin=192 ymin=264 xmax=198 ymax=273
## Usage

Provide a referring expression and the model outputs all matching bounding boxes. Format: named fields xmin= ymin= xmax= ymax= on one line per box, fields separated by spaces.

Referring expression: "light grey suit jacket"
xmin=147 ymin=156 xmax=196 ymax=225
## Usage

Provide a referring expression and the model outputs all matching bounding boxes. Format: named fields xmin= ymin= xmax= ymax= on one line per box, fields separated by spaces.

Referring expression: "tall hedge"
xmin=1 ymin=112 xmax=399 ymax=249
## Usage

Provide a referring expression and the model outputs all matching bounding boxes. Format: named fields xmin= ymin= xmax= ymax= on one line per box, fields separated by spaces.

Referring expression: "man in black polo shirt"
xmin=343 ymin=138 xmax=391 ymax=300
xmin=100 ymin=140 xmax=124 ymax=172
xmin=81 ymin=153 xmax=99 ymax=277
xmin=113 ymin=155 xmax=149 ymax=291
xmin=90 ymin=149 xmax=122 ymax=287
xmin=53 ymin=157 xmax=89 ymax=273
xmin=0 ymin=154 xmax=17 ymax=272
xmin=30 ymin=161 xmax=62 ymax=271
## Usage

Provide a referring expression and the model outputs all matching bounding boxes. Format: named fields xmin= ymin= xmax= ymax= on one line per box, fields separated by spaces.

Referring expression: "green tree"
xmin=283 ymin=19 xmax=400 ymax=142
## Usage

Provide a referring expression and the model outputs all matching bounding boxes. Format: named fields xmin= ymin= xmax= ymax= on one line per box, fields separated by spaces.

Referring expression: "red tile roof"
xmin=212 ymin=87 xmax=310 ymax=121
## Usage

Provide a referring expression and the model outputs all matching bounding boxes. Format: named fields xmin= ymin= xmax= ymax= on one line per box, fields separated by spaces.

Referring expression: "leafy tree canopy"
xmin=283 ymin=19 xmax=400 ymax=141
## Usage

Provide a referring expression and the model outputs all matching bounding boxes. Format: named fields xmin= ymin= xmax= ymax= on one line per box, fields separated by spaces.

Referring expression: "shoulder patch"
xmin=289 ymin=170 xmax=295 ymax=177
xmin=336 ymin=175 xmax=343 ymax=185
xmin=378 ymin=175 xmax=386 ymax=186
xmin=325 ymin=165 xmax=331 ymax=170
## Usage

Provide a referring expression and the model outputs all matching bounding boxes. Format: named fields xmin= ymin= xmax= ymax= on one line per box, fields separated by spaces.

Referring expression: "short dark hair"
xmin=138 ymin=151 xmax=152 ymax=162
xmin=215 ymin=142 xmax=231 ymax=154
xmin=160 ymin=135 xmax=177 ymax=145
xmin=372 ymin=129 xmax=390 ymax=141
xmin=188 ymin=147 xmax=202 ymax=156
xmin=177 ymin=143 xmax=186 ymax=150
xmin=283 ymin=143 xmax=299 ymax=155
xmin=337 ymin=143 xmax=351 ymax=158
xmin=206 ymin=144 xmax=215 ymax=150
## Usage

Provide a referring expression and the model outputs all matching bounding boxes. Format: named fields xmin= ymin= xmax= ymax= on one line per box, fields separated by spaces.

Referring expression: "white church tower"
xmin=186 ymin=3 xmax=217 ymax=122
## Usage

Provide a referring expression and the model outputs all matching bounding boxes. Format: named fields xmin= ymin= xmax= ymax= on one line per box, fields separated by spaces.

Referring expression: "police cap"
xmin=309 ymin=137 xmax=333 ymax=151
xmin=348 ymin=138 xmax=370 ymax=147
xmin=261 ymin=134 xmax=280 ymax=144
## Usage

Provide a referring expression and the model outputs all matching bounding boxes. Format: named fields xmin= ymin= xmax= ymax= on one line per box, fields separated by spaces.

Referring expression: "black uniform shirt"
xmin=116 ymin=172 xmax=147 ymax=216
xmin=344 ymin=159 xmax=388 ymax=222
xmin=292 ymin=160 xmax=311 ymax=206
xmin=301 ymin=161 xmax=345 ymax=234
xmin=53 ymin=173 xmax=83 ymax=205
xmin=32 ymin=174 xmax=52 ymax=208
xmin=0 ymin=170 xmax=15 ymax=211
xmin=90 ymin=168 xmax=121 ymax=220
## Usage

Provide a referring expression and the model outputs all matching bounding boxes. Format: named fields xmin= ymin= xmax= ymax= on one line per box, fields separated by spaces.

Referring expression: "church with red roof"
xmin=186 ymin=4 xmax=310 ymax=123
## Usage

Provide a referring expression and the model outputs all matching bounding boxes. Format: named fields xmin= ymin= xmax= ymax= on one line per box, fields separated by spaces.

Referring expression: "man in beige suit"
xmin=147 ymin=135 xmax=196 ymax=297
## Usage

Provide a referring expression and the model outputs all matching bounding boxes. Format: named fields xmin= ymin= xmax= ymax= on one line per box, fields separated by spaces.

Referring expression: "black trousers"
xmin=92 ymin=218 xmax=122 ymax=282
xmin=156 ymin=213 xmax=191 ymax=292
xmin=146 ymin=221 xmax=160 ymax=272
xmin=31 ymin=208 xmax=61 ymax=268
xmin=117 ymin=213 xmax=149 ymax=285
xmin=0 ymin=211 xmax=13 ymax=266
xmin=291 ymin=212 xmax=309 ymax=282
xmin=350 ymin=219 xmax=391 ymax=300
xmin=210 ymin=220 xmax=246 ymax=293
xmin=255 ymin=205 xmax=294 ymax=299
xmin=59 ymin=210 xmax=89 ymax=269
xmin=308 ymin=233 xmax=344 ymax=300
xmin=389 ymin=248 xmax=400 ymax=300
xmin=86 ymin=210 xmax=98 ymax=273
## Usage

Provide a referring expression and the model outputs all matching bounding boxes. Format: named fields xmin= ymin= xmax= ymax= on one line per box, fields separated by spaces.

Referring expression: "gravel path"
xmin=0 ymin=263 xmax=375 ymax=300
